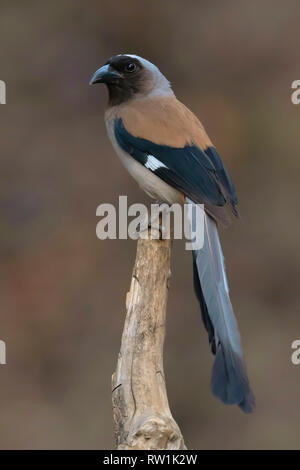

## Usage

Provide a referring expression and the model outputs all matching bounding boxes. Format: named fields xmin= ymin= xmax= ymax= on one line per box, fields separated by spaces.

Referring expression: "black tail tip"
xmin=211 ymin=348 xmax=255 ymax=414
xmin=238 ymin=389 xmax=255 ymax=414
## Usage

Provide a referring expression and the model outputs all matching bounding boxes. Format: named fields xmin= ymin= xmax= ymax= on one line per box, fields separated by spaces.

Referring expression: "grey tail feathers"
xmin=187 ymin=197 xmax=254 ymax=413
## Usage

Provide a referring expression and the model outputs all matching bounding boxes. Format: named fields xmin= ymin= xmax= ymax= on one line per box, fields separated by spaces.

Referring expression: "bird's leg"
xmin=149 ymin=202 xmax=172 ymax=240
xmin=137 ymin=202 xmax=172 ymax=240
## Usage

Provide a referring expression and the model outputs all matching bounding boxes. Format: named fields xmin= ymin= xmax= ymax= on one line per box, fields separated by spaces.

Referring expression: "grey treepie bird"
xmin=90 ymin=54 xmax=255 ymax=413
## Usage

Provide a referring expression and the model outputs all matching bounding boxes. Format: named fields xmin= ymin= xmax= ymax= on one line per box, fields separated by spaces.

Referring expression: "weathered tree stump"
xmin=112 ymin=227 xmax=185 ymax=450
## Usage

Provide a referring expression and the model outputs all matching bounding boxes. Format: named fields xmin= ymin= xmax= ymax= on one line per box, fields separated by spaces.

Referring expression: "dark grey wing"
xmin=114 ymin=118 xmax=238 ymax=213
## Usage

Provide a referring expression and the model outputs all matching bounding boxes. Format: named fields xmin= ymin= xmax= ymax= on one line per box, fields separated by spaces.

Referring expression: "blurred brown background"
xmin=0 ymin=0 xmax=300 ymax=449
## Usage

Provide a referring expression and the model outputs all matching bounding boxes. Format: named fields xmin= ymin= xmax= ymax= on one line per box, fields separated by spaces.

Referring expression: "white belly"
xmin=105 ymin=116 xmax=182 ymax=205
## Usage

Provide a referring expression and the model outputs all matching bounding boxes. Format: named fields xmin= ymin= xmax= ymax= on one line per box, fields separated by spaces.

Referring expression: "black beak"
xmin=89 ymin=64 xmax=122 ymax=85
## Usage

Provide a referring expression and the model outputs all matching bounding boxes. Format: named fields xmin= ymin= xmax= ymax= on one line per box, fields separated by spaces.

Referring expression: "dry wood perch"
xmin=112 ymin=227 xmax=186 ymax=450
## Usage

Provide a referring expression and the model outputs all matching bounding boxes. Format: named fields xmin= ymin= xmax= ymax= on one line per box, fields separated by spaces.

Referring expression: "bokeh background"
xmin=1 ymin=0 xmax=300 ymax=450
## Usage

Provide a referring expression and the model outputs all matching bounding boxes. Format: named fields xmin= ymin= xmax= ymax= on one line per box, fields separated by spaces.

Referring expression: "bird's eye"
xmin=125 ymin=62 xmax=137 ymax=73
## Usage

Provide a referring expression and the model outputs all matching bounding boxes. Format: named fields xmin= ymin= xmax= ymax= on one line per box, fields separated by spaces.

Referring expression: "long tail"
xmin=187 ymin=197 xmax=254 ymax=413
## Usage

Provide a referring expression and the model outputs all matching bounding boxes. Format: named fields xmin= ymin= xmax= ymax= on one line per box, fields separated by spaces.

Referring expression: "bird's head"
xmin=90 ymin=54 xmax=173 ymax=106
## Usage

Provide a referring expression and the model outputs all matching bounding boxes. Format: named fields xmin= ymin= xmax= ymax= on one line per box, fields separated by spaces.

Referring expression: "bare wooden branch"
xmin=112 ymin=228 xmax=186 ymax=450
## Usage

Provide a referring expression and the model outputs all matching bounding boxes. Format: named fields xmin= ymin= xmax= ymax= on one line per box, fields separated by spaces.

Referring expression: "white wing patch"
xmin=145 ymin=155 xmax=168 ymax=172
